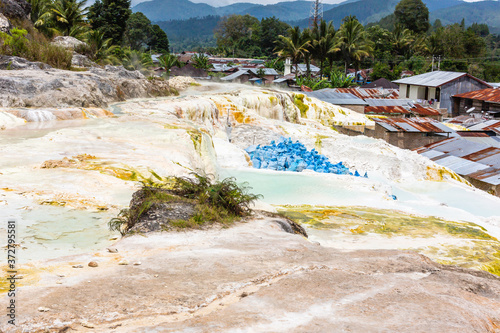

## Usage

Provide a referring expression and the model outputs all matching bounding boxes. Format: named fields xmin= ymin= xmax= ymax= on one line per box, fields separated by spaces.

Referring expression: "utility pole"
xmin=431 ymin=56 xmax=434 ymax=72
xmin=309 ymin=0 xmax=323 ymax=28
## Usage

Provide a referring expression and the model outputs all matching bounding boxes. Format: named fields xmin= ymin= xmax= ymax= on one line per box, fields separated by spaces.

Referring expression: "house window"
xmin=406 ymin=86 xmax=410 ymax=98
xmin=436 ymin=88 xmax=440 ymax=102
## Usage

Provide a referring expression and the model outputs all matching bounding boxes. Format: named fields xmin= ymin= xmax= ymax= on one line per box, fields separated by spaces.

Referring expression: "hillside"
xmin=132 ymin=0 xmax=217 ymax=21
xmin=134 ymin=0 xmax=337 ymax=23
xmin=431 ymin=1 xmax=500 ymax=29
xmin=239 ymin=1 xmax=336 ymax=21
xmin=156 ymin=16 xmax=219 ymax=51
xmin=293 ymin=0 xmax=465 ymax=28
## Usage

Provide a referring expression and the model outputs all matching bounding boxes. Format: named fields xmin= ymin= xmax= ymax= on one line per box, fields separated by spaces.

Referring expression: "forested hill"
xmin=132 ymin=0 xmax=337 ymax=22
xmin=292 ymin=0 xmax=465 ymax=28
xmin=431 ymin=1 xmax=500 ymax=29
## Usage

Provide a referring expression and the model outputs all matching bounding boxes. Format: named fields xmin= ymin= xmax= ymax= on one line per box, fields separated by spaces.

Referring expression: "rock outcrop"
xmin=0 ymin=0 xmax=31 ymax=20
xmin=0 ymin=13 xmax=12 ymax=33
xmin=52 ymin=36 xmax=86 ymax=49
xmin=3 ymin=218 xmax=499 ymax=332
xmin=0 ymin=61 xmax=179 ymax=107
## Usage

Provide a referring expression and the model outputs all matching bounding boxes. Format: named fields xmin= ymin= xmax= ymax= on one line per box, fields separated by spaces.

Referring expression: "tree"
xmin=275 ymin=26 xmax=310 ymax=76
xmin=88 ymin=0 xmax=131 ymax=45
xmin=311 ymin=19 xmax=335 ymax=78
xmin=158 ymin=53 xmax=180 ymax=78
xmin=124 ymin=12 xmax=152 ymax=50
xmin=51 ymin=0 xmax=88 ymax=37
xmin=148 ymin=25 xmax=169 ymax=53
xmin=332 ymin=16 xmax=373 ymax=75
xmin=214 ymin=14 xmax=259 ymax=56
xmin=191 ymin=53 xmax=210 ymax=70
xmin=84 ymin=29 xmax=118 ymax=64
xmin=394 ymin=0 xmax=430 ymax=35
xmin=257 ymin=17 xmax=290 ymax=57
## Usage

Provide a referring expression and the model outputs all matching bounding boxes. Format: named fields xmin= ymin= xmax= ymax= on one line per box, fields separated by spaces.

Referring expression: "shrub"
xmin=108 ymin=172 xmax=262 ymax=235
xmin=0 ymin=28 xmax=73 ymax=69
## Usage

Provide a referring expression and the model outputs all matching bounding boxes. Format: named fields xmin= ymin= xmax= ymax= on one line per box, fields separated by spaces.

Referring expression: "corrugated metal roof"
xmin=453 ymin=88 xmax=500 ymax=103
xmin=393 ymin=71 xmax=489 ymax=88
xmin=468 ymin=168 xmax=500 ymax=185
xmin=373 ymin=118 xmax=453 ymax=133
xmin=304 ymin=90 xmax=368 ymax=105
xmin=458 ymin=136 xmax=500 ymax=148
xmin=221 ymin=69 xmax=253 ymax=81
xmin=365 ymin=99 xmax=413 ymax=106
xmin=365 ymin=106 xmax=410 ymax=115
xmin=332 ymin=87 xmax=399 ymax=99
xmin=433 ymin=155 xmax=490 ymax=175
xmin=416 ymin=137 xmax=500 ymax=185
xmin=468 ymin=120 xmax=500 ymax=134
xmin=244 ymin=68 xmax=279 ymax=76
xmin=410 ymin=104 xmax=441 ymax=116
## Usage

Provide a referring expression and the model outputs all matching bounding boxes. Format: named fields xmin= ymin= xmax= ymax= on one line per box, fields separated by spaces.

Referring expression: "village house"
xmin=393 ymin=71 xmax=491 ymax=115
xmin=452 ymin=88 xmax=500 ymax=118
xmin=304 ymin=89 xmax=368 ymax=114
xmin=370 ymin=117 xmax=453 ymax=150
xmin=415 ymin=137 xmax=500 ymax=197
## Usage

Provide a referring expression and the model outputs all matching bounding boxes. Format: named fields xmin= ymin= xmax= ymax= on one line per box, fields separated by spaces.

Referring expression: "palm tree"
xmin=275 ymin=26 xmax=310 ymax=77
xmin=311 ymin=19 xmax=336 ymax=78
xmin=191 ymin=53 xmax=210 ymax=70
xmin=391 ymin=24 xmax=413 ymax=58
xmin=158 ymin=53 xmax=181 ymax=78
xmin=51 ymin=0 xmax=88 ymax=36
xmin=331 ymin=16 xmax=373 ymax=75
xmin=122 ymin=48 xmax=154 ymax=75
xmin=84 ymin=29 xmax=118 ymax=64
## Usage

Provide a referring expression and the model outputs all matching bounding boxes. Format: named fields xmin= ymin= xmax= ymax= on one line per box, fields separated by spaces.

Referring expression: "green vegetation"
xmin=0 ymin=28 xmax=73 ymax=69
xmin=109 ymin=173 xmax=262 ymax=235
xmin=0 ymin=0 xmax=170 ymax=71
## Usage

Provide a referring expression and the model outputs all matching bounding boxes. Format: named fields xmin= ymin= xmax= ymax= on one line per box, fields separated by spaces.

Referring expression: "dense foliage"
xmin=1 ymin=0 xmax=170 ymax=71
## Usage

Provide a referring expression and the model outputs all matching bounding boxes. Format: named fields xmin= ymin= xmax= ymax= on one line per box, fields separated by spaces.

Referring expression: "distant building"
xmin=304 ymin=89 xmax=368 ymax=114
xmin=415 ymin=137 xmax=500 ymax=197
xmin=393 ymin=71 xmax=491 ymax=115
xmin=452 ymin=88 xmax=500 ymax=118
xmin=362 ymin=78 xmax=399 ymax=89
xmin=371 ymin=117 xmax=453 ymax=150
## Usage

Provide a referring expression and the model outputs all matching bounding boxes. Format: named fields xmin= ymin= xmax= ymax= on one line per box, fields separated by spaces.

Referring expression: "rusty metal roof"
xmin=468 ymin=120 xmax=500 ymax=134
xmin=453 ymin=88 xmax=500 ymax=103
xmin=332 ymin=87 xmax=399 ymax=99
xmin=365 ymin=106 xmax=409 ymax=115
xmin=373 ymin=117 xmax=453 ymax=133
xmin=410 ymin=104 xmax=441 ymax=116
xmin=416 ymin=137 xmax=500 ymax=185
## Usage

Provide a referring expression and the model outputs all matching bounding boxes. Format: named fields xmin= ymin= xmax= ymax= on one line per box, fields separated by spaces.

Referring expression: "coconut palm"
xmin=51 ymin=0 xmax=88 ymax=36
xmin=311 ymin=19 xmax=336 ymax=78
xmin=158 ymin=53 xmax=181 ymax=78
xmin=84 ymin=29 xmax=118 ymax=64
xmin=331 ymin=16 xmax=373 ymax=75
xmin=275 ymin=26 xmax=310 ymax=77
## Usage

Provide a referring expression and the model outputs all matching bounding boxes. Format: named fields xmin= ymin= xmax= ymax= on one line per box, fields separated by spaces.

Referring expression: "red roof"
xmin=365 ymin=106 xmax=410 ymax=115
xmin=410 ymin=104 xmax=441 ymax=116
xmin=333 ymin=87 xmax=399 ymax=99
xmin=453 ymin=88 xmax=500 ymax=103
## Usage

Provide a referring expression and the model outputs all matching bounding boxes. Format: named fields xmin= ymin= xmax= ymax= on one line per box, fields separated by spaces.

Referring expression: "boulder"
xmin=52 ymin=36 xmax=87 ymax=50
xmin=0 ymin=13 xmax=12 ymax=34
xmin=71 ymin=53 xmax=95 ymax=68
xmin=0 ymin=0 xmax=31 ymax=20
xmin=0 ymin=55 xmax=51 ymax=70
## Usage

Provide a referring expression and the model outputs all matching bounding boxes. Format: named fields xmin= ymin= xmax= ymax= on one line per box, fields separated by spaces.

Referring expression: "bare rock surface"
xmin=0 ymin=0 xmax=31 ymax=20
xmin=0 ymin=64 xmax=178 ymax=107
xmin=52 ymin=36 xmax=87 ymax=49
xmin=0 ymin=13 xmax=12 ymax=33
xmin=2 ymin=216 xmax=500 ymax=332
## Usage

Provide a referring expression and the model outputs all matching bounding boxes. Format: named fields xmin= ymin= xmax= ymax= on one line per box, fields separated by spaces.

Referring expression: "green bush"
xmin=109 ymin=172 xmax=262 ymax=235
xmin=0 ymin=28 xmax=73 ymax=69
